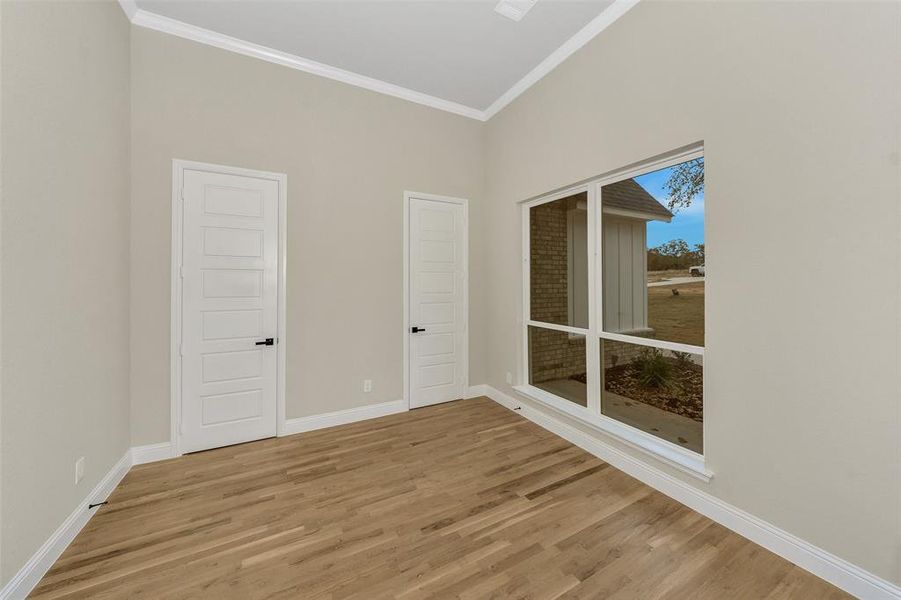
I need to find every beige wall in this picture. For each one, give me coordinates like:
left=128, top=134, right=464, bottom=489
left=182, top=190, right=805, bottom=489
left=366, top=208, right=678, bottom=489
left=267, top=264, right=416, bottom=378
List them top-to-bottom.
left=2, top=0, right=899, bottom=590
left=481, top=0, right=901, bottom=584
left=0, top=1, right=131, bottom=584
left=129, top=28, right=485, bottom=445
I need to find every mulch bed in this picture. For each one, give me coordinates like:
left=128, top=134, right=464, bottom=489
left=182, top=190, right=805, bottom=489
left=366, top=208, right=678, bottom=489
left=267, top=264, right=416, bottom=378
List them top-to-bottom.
left=570, top=359, right=703, bottom=422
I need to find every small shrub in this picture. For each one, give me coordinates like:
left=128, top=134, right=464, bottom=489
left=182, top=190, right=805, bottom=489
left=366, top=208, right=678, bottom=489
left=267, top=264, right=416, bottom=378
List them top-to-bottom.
left=632, top=348, right=673, bottom=388
left=672, top=351, right=692, bottom=367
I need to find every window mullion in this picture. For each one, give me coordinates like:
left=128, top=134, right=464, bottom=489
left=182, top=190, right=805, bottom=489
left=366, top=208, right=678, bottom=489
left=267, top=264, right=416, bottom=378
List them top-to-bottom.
left=586, top=185, right=600, bottom=413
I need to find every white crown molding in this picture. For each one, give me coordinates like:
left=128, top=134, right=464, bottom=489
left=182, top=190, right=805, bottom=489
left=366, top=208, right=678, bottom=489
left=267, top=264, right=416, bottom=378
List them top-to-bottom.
left=116, top=0, right=639, bottom=122
left=117, top=0, right=138, bottom=21
left=483, top=0, right=639, bottom=119
left=121, top=5, right=484, bottom=121
left=478, top=384, right=901, bottom=600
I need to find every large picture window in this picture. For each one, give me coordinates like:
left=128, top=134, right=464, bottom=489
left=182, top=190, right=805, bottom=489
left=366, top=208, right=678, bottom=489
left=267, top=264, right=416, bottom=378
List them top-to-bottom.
left=520, top=147, right=707, bottom=478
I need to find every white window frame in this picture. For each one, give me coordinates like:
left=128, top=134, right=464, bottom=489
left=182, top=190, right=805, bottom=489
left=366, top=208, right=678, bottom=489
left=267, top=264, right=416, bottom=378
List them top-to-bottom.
left=517, top=144, right=711, bottom=481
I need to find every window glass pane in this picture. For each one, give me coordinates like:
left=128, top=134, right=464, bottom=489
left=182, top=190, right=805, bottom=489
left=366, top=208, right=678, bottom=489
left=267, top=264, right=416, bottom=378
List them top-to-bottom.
left=601, top=158, right=704, bottom=346
left=530, top=192, right=588, bottom=328
left=528, top=326, right=586, bottom=407
left=600, top=339, right=702, bottom=453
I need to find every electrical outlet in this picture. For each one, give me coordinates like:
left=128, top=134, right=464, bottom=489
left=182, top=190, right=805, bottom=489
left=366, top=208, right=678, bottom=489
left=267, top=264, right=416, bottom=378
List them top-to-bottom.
left=505, top=371, right=513, bottom=385
left=363, top=379, right=372, bottom=393
left=75, top=457, right=85, bottom=485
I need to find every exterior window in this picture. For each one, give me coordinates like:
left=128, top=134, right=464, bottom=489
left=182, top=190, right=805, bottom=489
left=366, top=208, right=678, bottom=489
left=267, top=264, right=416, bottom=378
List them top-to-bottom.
left=521, top=149, right=707, bottom=476
left=599, top=158, right=705, bottom=453
left=526, top=192, right=590, bottom=408
left=529, top=192, right=587, bottom=328
left=528, top=326, right=586, bottom=406
left=600, top=340, right=703, bottom=454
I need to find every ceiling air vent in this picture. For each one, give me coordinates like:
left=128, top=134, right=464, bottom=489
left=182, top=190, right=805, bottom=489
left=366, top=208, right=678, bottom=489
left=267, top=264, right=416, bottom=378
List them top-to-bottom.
left=495, top=0, right=537, bottom=22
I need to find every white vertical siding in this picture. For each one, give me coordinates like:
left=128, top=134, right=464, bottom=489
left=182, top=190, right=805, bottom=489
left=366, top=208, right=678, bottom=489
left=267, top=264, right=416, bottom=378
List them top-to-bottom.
left=603, top=216, right=648, bottom=333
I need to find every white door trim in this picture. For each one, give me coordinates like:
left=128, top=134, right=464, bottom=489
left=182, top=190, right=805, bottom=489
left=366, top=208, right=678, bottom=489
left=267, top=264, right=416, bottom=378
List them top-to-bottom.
left=171, top=159, right=287, bottom=457
left=403, top=191, right=469, bottom=410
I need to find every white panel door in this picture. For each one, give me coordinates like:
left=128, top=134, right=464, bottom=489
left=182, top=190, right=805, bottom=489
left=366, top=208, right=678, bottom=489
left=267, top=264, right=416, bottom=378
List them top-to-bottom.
left=181, top=169, right=279, bottom=453
left=409, top=197, right=466, bottom=408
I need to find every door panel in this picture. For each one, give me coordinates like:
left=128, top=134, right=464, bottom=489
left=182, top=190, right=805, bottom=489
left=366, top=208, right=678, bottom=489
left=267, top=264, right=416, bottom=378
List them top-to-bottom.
left=181, top=169, right=279, bottom=453
left=409, top=198, right=466, bottom=408
left=202, top=227, right=264, bottom=257
left=202, top=310, right=263, bottom=340
left=201, top=390, right=262, bottom=425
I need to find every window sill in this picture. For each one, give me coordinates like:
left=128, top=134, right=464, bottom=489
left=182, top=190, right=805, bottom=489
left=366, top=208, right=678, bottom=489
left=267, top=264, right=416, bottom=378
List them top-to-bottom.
left=513, top=384, right=712, bottom=482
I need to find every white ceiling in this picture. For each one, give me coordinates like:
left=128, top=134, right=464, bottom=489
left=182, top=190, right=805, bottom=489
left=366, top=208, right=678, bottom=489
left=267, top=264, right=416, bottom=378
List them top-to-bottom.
left=132, top=0, right=619, bottom=115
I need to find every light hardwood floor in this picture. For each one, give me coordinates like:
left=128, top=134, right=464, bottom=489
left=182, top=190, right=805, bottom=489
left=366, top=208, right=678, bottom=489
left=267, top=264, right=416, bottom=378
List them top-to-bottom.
left=31, top=398, right=849, bottom=599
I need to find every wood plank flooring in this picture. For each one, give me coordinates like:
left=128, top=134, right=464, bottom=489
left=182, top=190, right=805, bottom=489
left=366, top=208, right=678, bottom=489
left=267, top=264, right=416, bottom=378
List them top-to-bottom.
left=31, top=398, right=849, bottom=599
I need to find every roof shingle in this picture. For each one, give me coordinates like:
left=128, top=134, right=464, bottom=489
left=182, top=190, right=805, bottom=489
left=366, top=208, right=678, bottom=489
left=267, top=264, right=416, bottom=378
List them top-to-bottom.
left=602, top=179, right=672, bottom=220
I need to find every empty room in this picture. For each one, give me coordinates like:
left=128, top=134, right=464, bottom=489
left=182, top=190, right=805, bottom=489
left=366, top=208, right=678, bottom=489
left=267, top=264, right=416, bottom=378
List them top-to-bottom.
left=1, top=0, right=899, bottom=598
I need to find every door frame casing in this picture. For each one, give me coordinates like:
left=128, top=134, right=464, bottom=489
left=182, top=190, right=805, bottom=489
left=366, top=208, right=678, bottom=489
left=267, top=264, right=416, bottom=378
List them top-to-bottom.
left=170, top=159, right=288, bottom=457
left=403, top=191, right=470, bottom=410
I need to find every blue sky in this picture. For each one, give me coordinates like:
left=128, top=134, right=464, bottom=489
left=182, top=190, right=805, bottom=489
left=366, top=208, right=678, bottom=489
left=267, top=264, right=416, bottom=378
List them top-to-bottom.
left=634, top=164, right=704, bottom=249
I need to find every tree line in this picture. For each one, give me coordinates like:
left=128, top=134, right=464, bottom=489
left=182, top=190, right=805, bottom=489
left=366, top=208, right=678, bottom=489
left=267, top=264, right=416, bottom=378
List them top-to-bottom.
left=648, top=240, right=704, bottom=271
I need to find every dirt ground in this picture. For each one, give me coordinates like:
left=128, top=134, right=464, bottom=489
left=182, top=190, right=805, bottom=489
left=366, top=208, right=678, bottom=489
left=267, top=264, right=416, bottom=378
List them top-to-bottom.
left=647, top=281, right=704, bottom=347
left=604, top=358, right=703, bottom=422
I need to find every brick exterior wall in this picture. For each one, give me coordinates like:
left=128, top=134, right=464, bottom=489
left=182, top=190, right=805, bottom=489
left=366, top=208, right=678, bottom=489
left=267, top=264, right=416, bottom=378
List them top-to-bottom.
left=529, top=194, right=586, bottom=384
left=601, top=331, right=655, bottom=370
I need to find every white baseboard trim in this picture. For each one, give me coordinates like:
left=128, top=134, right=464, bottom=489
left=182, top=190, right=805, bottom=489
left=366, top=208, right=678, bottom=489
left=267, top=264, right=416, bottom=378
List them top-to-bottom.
left=465, top=384, right=491, bottom=399
left=481, top=384, right=900, bottom=600
left=7, top=391, right=896, bottom=600
left=1, top=399, right=411, bottom=599
left=282, top=399, right=408, bottom=436
left=130, top=442, right=177, bottom=466
left=0, top=450, right=132, bottom=600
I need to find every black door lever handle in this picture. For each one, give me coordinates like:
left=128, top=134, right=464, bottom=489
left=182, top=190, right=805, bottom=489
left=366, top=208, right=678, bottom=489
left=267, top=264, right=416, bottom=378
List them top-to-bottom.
left=411, top=327, right=426, bottom=333
left=255, top=338, right=275, bottom=346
